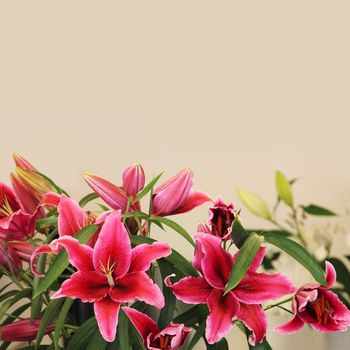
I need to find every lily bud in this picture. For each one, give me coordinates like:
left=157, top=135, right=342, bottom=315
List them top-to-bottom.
left=13, top=153, right=37, bottom=171
left=122, top=163, right=145, bottom=197
left=152, top=168, right=211, bottom=216
left=0, top=318, right=54, bottom=342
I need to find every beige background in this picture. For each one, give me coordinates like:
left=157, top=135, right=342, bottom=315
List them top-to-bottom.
left=1, top=1, right=349, bottom=349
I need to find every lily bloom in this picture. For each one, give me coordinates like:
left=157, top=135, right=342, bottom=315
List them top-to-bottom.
left=122, top=162, right=145, bottom=197
left=152, top=169, right=211, bottom=216
left=0, top=183, right=36, bottom=240
left=198, top=197, right=235, bottom=240
left=31, top=210, right=171, bottom=342
left=166, top=233, right=295, bottom=344
left=275, top=261, right=350, bottom=334
left=123, top=307, right=191, bottom=350
left=0, top=318, right=54, bottom=342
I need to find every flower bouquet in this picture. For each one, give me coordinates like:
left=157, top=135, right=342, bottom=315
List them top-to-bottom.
left=1, top=155, right=350, bottom=349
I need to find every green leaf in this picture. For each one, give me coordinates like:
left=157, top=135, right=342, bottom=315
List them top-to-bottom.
left=35, top=170, right=69, bottom=196
left=275, top=171, right=294, bottom=207
left=131, top=172, right=163, bottom=204
left=237, top=189, right=271, bottom=220
left=79, top=192, right=99, bottom=207
left=302, top=204, right=336, bottom=216
left=35, top=216, right=58, bottom=229
left=150, top=216, right=195, bottom=247
left=231, top=216, right=250, bottom=248
left=34, top=224, right=98, bottom=298
left=263, top=232, right=327, bottom=285
left=225, top=233, right=263, bottom=292
left=31, top=253, right=46, bottom=319
left=157, top=259, right=177, bottom=329
left=0, top=288, right=31, bottom=320
left=0, top=290, right=18, bottom=303
left=54, top=298, right=74, bottom=350
left=35, top=299, right=63, bottom=349
left=1, top=302, right=31, bottom=326
left=117, top=310, right=130, bottom=350
left=67, top=317, right=98, bottom=350
left=188, top=320, right=205, bottom=350
left=86, top=329, right=108, bottom=350
left=206, top=337, right=229, bottom=349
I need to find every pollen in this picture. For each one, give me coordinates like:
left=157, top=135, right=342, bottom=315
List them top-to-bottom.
left=99, top=256, right=116, bottom=287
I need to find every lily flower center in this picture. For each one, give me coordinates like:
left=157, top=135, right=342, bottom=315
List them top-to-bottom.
left=0, top=196, right=14, bottom=217
left=211, top=208, right=235, bottom=237
left=99, top=256, right=116, bottom=287
left=308, top=293, right=332, bottom=325
left=151, top=334, right=174, bottom=350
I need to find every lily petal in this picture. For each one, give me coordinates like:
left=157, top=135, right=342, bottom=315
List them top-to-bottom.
left=122, top=163, right=145, bottom=197
left=83, top=173, right=127, bottom=211
left=172, top=191, right=212, bottom=215
left=93, top=210, right=131, bottom=280
left=193, top=233, right=233, bottom=289
left=30, top=236, right=94, bottom=277
left=129, top=242, right=171, bottom=273
left=325, top=261, right=336, bottom=288
left=52, top=271, right=108, bottom=302
left=110, top=271, right=164, bottom=309
left=232, top=272, right=296, bottom=304
left=165, top=275, right=212, bottom=304
left=206, top=289, right=240, bottom=344
left=94, top=298, right=121, bottom=342
left=236, top=303, right=267, bottom=345
left=122, top=307, right=158, bottom=343
left=274, top=315, right=304, bottom=334
left=158, top=323, right=192, bottom=350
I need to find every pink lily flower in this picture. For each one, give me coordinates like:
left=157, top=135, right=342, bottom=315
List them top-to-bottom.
left=122, top=162, right=145, bottom=197
left=152, top=169, right=211, bottom=216
left=0, top=183, right=36, bottom=240
left=197, top=197, right=236, bottom=241
left=31, top=210, right=171, bottom=342
left=165, top=233, right=295, bottom=344
left=275, top=261, right=350, bottom=334
left=123, top=307, right=191, bottom=350
left=0, top=318, right=54, bottom=342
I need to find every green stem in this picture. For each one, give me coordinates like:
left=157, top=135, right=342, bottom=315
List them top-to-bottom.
left=264, top=296, right=293, bottom=312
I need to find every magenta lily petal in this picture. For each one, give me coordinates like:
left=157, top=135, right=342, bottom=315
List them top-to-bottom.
left=13, top=153, right=37, bottom=171
left=122, top=163, right=145, bottom=197
left=152, top=169, right=193, bottom=216
left=83, top=173, right=128, bottom=211
left=172, top=191, right=212, bottom=215
left=40, top=192, right=61, bottom=206
left=57, top=195, right=88, bottom=237
left=0, top=210, right=36, bottom=240
left=93, top=210, right=131, bottom=280
left=194, top=233, right=233, bottom=289
left=31, top=236, right=94, bottom=276
left=0, top=239, right=22, bottom=274
left=129, top=242, right=171, bottom=273
left=232, top=247, right=267, bottom=273
left=325, top=261, right=336, bottom=288
left=52, top=271, right=109, bottom=302
left=110, top=271, right=164, bottom=308
left=232, top=272, right=296, bottom=304
left=165, top=275, right=212, bottom=304
left=322, top=288, right=350, bottom=324
left=206, top=289, right=240, bottom=344
left=94, top=298, right=121, bottom=342
left=237, top=303, right=267, bottom=345
left=122, top=307, right=159, bottom=343
left=274, top=314, right=304, bottom=334
left=155, top=323, right=192, bottom=350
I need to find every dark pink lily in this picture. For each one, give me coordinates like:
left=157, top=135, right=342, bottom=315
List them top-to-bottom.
left=122, top=162, right=145, bottom=197
left=152, top=168, right=211, bottom=216
left=0, top=183, right=37, bottom=240
left=198, top=197, right=236, bottom=241
left=31, top=210, right=171, bottom=342
left=166, top=233, right=295, bottom=344
left=275, top=261, right=350, bottom=334
left=123, top=307, right=191, bottom=349
left=0, top=318, right=55, bottom=342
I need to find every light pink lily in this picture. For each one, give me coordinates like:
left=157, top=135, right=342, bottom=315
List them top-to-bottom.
left=152, top=169, right=211, bottom=216
left=0, top=183, right=37, bottom=240
left=198, top=197, right=236, bottom=241
left=31, top=210, right=171, bottom=342
left=166, top=233, right=295, bottom=344
left=275, top=261, right=350, bottom=334
left=123, top=307, right=191, bottom=350
left=0, top=318, right=55, bottom=342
